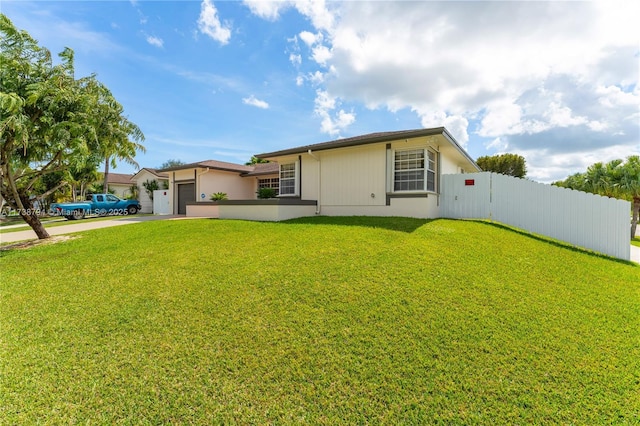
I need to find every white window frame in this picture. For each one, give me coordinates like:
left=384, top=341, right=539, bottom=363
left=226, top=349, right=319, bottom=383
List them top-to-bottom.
left=392, top=148, right=437, bottom=193
left=279, top=162, right=298, bottom=196
left=258, top=177, right=280, bottom=195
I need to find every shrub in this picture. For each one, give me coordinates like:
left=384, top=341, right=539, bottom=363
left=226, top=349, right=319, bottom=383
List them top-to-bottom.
left=257, top=187, right=277, bottom=199
left=210, top=192, right=228, bottom=201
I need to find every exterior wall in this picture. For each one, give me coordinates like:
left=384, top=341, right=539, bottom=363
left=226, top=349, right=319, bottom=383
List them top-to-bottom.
left=318, top=144, right=386, bottom=207
left=439, top=152, right=462, bottom=175
left=197, top=169, right=254, bottom=201
left=133, top=170, right=169, bottom=213
left=441, top=172, right=631, bottom=261
left=109, top=183, right=131, bottom=199
left=321, top=196, right=438, bottom=218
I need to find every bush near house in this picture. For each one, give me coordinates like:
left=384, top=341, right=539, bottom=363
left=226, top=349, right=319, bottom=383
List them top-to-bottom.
left=1, top=217, right=638, bottom=423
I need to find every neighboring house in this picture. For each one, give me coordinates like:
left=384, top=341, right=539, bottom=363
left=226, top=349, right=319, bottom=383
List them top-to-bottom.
left=166, top=127, right=479, bottom=220
left=131, top=168, right=169, bottom=213
left=106, top=173, right=135, bottom=199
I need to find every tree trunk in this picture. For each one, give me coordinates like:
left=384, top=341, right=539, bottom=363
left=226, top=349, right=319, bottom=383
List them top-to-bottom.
left=103, top=156, right=110, bottom=195
left=19, top=194, right=50, bottom=240
left=631, top=197, right=639, bottom=240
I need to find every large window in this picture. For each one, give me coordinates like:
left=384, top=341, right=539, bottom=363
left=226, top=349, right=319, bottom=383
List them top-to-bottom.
left=393, top=149, right=436, bottom=192
left=279, top=163, right=296, bottom=196
left=258, top=177, right=279, bottom=195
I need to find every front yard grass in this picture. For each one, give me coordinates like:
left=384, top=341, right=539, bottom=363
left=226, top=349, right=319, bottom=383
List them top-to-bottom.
left=1, top=217, right=638, bottom=423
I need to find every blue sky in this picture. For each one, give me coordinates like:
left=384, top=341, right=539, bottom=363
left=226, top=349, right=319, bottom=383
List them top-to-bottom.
left=2, top=0, right=639, bottom=182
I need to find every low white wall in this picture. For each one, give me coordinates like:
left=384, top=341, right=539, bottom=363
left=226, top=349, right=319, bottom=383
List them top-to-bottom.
left=186, top=204, right=220, bottom=218
left=218, top=204, right=317, bottom=221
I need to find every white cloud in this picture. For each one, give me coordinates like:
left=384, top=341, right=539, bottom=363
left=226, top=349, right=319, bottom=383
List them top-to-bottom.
left=198, top=0, right=231, bottom=45
left=242, top=0, right=287, bottom=21
left=243, top=0, right=335, bottom=31
left=299, top=30, right=321, bottom=46
left=146, top=35, right=164, bottom=48
left=311, top=45, right=331, bottom=66
left=289, top=53, right=301, bottom=66
left=314, top=90, right=355, bottom=136
left=243, top=95, right=269, bottom=109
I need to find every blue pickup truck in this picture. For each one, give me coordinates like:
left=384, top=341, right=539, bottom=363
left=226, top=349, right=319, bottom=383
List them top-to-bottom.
left=51, top=194, right=141, bottom=220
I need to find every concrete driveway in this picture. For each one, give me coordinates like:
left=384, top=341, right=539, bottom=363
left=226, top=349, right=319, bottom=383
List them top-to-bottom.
left=0, top=215, right=183, bottom=244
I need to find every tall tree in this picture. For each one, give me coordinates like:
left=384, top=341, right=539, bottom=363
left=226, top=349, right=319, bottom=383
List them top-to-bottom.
left=0, top=15, right=145, bottom=239
left=92, top=82, right=144, bottom=195
left=476, top=153, right=527, bottom=178
left=245, top=155, right=269, bottom=165
left=617, top=156, right=640, bottom=238
left=159, top=159, right=185, bottom=169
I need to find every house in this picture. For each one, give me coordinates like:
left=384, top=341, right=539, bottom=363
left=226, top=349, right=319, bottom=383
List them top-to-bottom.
left=170, top=127, right=480, bottom=220
left=131, top=168, right=169, bottom=213
left=106, top=173, right=135, bottom=199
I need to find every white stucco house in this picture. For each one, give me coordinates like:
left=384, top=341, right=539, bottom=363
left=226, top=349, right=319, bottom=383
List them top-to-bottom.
left=165, top=128, right=480, bottom=220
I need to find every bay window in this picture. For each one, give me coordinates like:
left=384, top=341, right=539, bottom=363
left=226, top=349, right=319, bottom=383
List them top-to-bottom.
left=393, top=148, right=437, bottom=192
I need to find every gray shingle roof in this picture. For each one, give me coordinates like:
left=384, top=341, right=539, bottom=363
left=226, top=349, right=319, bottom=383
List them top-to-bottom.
left=255, top=128, right=450, bottom=158
left=159, top=160, right=254, bottom=173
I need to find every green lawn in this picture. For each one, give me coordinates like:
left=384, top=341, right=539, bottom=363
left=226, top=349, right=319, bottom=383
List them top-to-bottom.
left=1, top=217, right=638, bottom=423
left=632, top=236, right=640, bottom=247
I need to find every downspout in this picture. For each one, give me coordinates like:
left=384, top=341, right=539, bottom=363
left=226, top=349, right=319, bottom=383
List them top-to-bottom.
left=308, top=149, right=321, bottom=214
left=197, top=167, right=211, bottom=201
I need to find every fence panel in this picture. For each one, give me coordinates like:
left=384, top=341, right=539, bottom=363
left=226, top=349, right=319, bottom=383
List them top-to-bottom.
left=440, top=172, right=631, bottom=261
left=440, top=173, right=491, bottom=219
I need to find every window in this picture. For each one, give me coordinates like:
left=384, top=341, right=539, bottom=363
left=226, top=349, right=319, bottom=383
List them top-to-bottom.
left=393, top=149, right=437, bottom=192
left=427, top=150, right=436, bottom=192
left=279, top=163, right=296, bottom=195
left=258, top=178, right=280, bottom=195
left=106, top=195, right=119, bottom=202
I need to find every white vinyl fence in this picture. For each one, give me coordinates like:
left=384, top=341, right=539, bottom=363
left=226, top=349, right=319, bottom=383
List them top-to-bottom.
left=441, top=172, right=631, bottom=261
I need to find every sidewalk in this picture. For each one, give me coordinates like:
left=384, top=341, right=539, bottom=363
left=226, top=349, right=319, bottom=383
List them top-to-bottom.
left=0, top=215, right=182, bottom=244
left=631, top=245, right=640, bottom=264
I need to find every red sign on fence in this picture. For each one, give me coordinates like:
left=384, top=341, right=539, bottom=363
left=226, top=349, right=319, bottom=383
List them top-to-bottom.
left=465, top=179, right=475, bottom=186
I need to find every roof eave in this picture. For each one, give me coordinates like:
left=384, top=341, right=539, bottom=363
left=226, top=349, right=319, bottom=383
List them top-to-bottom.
left=255, top=127, right=448, bottom=159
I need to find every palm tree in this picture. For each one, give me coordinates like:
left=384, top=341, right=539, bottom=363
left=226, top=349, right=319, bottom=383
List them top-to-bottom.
left=85, top=81, right=145, bottom=195
left=617, top=156, right=640, bottom=238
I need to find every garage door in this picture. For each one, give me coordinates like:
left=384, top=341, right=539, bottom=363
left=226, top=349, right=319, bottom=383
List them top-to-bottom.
left=177, top=183, right=195, bottom=215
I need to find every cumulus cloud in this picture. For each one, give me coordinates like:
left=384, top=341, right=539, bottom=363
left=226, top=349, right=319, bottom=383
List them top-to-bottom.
left=198, top=0, right=231, bottom=45
left=248, top=1, right=639, bottom=181
left=146, top=35, right=163, bottom=48
left=314, top=90, right=355, bottom=136
left=243, top=95, right=269, bottom=109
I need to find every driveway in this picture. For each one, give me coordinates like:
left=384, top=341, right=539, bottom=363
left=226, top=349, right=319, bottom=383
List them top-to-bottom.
left=0, top=215, right=184, bottom=244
